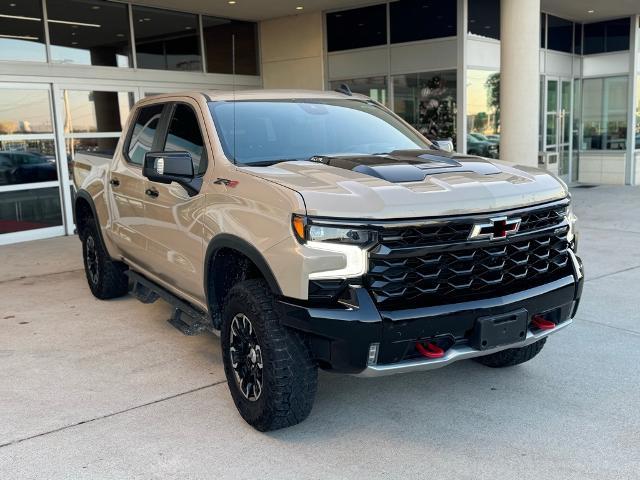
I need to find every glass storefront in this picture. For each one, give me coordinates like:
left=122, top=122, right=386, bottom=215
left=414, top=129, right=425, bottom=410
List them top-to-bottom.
left=0, top=0, right=47, bottom=63
left=0, top=0, right=259, bottom=73
left=47, top=0, right=132, bottom=67
left=132, top=6, right=201, bottom=71
left=466, top=70, right=500, bottom=157
left=393, top=71, right=457, bottom=146
left=329, top=77, right=388, bottom=106
left=581, top=77, right=628, bottom=150
left=0, top=85, right=64, bottom=239
left=62, top=89, right=135, bottom=178
left=0, top=187, right=63, bottom=234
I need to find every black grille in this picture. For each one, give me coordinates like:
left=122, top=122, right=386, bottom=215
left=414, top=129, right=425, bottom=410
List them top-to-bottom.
left=366, top=203, right=571, bottom=308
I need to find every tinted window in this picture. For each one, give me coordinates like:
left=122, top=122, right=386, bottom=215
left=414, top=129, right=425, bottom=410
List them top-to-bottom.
left=0, top=0, right=46, bottom=62
left=47, top=0, right=131, bottom=67
left=391, top=0, right=456, bottom=43
left=468, top=0, right=499, bottom=40
left=326, top=4, right=387, bottom=52
left=132, top=6, right=201, bottom=71
left=541, top=13, right=546, bottom=48
left=547, top=15, right=573, bottom=53
left=203, top=17, right=258, bottom=75
left=605, top=17, right=630, bottom=52
left=584, top=18, right=630, bottom=54
left=0, top=89, right=53, bottom=134
left=209, top=100, right=431, bottom=165
left=128, top=104, right=164, bottom=165
left=164, top=105, right=206, bottom=174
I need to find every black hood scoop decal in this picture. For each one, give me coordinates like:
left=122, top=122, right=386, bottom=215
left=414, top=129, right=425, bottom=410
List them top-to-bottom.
left=309, top=149, right=500, bottom=183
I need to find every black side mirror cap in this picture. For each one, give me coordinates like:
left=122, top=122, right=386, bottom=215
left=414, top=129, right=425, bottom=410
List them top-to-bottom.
left=143, top=151, right=202, bottom=196
left=143, top=151, right=194, bottom=184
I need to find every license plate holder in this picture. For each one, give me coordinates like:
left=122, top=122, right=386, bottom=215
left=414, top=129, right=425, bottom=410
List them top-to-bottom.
left=470, top=309, right=528, bottom=351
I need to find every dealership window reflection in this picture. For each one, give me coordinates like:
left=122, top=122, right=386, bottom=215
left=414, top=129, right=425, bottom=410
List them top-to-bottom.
left=0, top=0, right=47, bottom=62
left=46, top=0, right=131, bottom=67
left=133, top=6, right=201, bottom=71
left=466, top=70, right=500, bottom=157
left=393, top=71, right=457, bottom=148
left=581, top=77, right=628, bottom=150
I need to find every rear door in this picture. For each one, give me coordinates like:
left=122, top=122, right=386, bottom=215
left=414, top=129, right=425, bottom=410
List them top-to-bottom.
left=140, top=100, right=208, bottom=303
left=109, top=103, right=166, bottom=263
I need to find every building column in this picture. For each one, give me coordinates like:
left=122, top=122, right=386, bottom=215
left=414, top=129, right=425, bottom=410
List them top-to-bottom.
left=499, top=0, right=540, bottom=166
left=259, top=12, right=325, bottom=90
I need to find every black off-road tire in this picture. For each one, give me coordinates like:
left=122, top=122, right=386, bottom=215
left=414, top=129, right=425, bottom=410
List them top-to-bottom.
left=81, top=217, right=129, bottom=300
left=221, top=279, right=318, bottom=431
left=473, top=338, right=547, bottom=368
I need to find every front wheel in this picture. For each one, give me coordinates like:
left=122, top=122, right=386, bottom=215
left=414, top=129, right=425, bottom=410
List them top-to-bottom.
left=221, top=279, right=317, bottom=431
left=473, top=338, right=547, bottom=368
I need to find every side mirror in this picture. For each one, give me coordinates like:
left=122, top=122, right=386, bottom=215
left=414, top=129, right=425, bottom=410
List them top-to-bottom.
left=433, top=139, right=454, bottom=153
left=143, top=151, right=194, bottom=185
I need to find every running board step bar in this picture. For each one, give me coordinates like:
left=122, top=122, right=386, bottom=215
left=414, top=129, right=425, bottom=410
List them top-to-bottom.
left=126, top=271, right=216, bottom=336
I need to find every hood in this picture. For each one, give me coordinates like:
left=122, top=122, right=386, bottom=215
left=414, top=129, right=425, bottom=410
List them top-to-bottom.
left=240, top=150, right=568, bottom=219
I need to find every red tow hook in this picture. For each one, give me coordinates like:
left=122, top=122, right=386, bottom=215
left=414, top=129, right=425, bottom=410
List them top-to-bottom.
left=531, top=315, right=556, bottom=330
left=416, top=342, right=445, bottom=359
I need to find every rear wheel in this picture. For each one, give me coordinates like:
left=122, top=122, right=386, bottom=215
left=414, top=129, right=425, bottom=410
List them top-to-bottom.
left=81, top=217, right=129, bottom=299
left=221, top=279, right=317, bottom=431
left=473, top=338, right=547, bottom=368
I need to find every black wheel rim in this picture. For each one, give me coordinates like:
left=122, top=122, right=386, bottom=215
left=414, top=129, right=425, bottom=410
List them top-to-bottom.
left=85, top=235, right=99, bottom=285
left=229, top=313, right=263, bottom=402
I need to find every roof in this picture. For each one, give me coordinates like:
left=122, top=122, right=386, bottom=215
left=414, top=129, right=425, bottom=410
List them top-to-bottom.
left=138, top=89, right=370, bottom=104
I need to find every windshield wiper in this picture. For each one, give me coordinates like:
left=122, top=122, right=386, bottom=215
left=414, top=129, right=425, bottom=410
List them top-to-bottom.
left=240, top=158, right=302, bottom=167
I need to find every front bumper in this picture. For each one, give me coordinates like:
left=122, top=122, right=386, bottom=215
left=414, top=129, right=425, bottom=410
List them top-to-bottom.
left=278, top=251, right=583, bottom=376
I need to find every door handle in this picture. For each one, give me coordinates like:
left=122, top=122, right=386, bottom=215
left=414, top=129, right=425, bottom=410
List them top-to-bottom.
left=109, top=178, right=120, bottom=187
left=145, top=188, right=159, bottom=198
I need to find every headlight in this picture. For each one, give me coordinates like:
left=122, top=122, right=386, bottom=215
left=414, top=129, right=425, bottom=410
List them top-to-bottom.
left=292, top=215, right=377, bottom=246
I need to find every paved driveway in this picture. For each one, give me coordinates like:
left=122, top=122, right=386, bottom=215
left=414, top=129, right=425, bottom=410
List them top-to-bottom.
left=1, top=186, right=639, bottom=479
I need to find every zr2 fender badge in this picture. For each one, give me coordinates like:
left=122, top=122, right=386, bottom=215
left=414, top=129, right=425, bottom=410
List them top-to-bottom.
left=214, top=178, right=239, bottom=188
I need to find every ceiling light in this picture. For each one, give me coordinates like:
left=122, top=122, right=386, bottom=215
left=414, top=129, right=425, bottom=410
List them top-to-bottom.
left=228, top=1, right=236, bottom=4
left=9, top=3, right=16, bottom=6
left=91, top=5, right=100, bottom=10
left=296, top=6, right=303, bottom=10
left=587, top=9, right=594, bottom=13
left=0, top=13, right=41, bottom=22
left=49, top=19, right=101, bottom=28
left=0, top=33, right=38, bottom=40
left=116, top=33, right=125, bottom=37
left=71, top=41, right=78, bottom=45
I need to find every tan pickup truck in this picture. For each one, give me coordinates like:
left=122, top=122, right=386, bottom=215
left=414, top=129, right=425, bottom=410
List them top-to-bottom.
left=73, top=89, right=583, bottom=431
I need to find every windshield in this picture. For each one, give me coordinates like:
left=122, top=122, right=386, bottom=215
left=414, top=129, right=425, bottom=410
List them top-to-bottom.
left=208, top=99, right=432, bottom=165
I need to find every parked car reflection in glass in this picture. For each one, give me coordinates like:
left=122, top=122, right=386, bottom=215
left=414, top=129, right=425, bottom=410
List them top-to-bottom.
left=467, top=134, right=499, bottom=158
left=0, top=151, right=57, bottom=185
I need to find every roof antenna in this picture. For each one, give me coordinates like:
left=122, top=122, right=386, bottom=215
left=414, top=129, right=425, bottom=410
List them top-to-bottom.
left=232, top=33, right=237, bottom=165
left=334, top=83, right=352, bottom=96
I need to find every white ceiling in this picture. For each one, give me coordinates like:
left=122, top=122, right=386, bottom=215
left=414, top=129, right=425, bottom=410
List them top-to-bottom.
left=132, top=0, right=640, bottom=22
left=540, top=0, right=640, bottom=22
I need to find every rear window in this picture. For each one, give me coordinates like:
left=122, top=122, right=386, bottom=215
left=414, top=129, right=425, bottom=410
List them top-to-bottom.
left=127, top=104, right=164, bottom=165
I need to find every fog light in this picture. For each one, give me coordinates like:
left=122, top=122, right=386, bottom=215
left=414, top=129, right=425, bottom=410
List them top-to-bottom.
left=367, top=343, right=379, bottom=366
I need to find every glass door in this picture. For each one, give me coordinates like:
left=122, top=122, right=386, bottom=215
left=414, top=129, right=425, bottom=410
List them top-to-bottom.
left=543, top=76, right=574, bottom=182
left=0, top=83, right=65, bottom=245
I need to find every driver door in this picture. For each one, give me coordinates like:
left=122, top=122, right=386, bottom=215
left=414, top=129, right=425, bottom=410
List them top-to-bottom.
left=140, top=101, right=208, bottom=304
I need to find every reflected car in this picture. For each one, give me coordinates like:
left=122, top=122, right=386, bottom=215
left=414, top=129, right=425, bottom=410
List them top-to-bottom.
left=469, top=132, right=500, bottom=145
left=466, top=135, right=498, bottom=159
left=0, top=151, right=57, bottom=185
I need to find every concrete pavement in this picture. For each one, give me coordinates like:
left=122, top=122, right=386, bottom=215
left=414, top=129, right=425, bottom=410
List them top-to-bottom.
left=1, top=186, right=639, bottom=479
